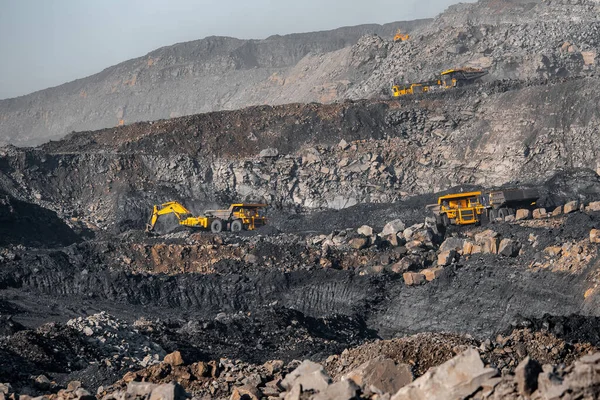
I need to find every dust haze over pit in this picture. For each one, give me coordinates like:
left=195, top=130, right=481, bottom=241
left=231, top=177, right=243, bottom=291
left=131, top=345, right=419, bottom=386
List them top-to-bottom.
left=0, top=0, right=476, bottom=100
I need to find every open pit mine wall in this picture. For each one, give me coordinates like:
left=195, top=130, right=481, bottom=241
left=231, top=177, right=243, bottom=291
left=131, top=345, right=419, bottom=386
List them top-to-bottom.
left=2, top=0, right=599, bottom=147
left=0, top=20, right=429, bottom=146
left=0, top=77, right=599, bottom=231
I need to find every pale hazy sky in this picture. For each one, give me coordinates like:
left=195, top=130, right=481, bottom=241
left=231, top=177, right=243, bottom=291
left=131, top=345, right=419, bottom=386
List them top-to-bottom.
left=0, top=0, right=472, bottom=99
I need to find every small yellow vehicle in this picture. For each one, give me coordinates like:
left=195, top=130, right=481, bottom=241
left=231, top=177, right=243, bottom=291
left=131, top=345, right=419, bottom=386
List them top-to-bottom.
left=394, top=29, right=410, bottom=42
left=433, top=191, right=486, bottom=227
left=146, top=201, right=268, bottom=233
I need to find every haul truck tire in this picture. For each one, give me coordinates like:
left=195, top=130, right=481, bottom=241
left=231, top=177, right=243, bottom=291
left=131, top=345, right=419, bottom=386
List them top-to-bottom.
left=498, top=208, right=508, bottom=221
left=442, top=214, right=450, bottom=227
left=211, top=219, right=223, bottom=233
left=230, top=219, right=243, bottom=232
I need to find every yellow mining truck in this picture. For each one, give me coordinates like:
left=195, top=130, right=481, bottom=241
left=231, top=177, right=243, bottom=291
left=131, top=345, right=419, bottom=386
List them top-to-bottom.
left=392, top=68, right=488, bottom=97
left=428, top=189, right=539, bottom=226
left=430, top=191, right=487, bottom=227
left=146, top=201, right=268, bottom=233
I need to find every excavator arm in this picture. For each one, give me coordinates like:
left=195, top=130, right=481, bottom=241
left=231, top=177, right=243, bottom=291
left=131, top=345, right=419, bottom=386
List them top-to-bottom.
left=146, top=201, right=193, bottom=232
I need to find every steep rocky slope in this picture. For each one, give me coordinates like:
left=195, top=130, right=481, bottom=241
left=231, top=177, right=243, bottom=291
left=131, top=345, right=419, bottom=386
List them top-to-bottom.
left=2, top=0, right=599, bottom=146
left=347, top=0, right=600, bottom=98
left=0, top=20, right=426, bottom=146
left=1, top=76, right=599, bottom=232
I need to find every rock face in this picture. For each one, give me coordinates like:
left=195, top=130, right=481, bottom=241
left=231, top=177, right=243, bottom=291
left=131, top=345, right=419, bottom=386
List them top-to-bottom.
left=2, top=0, right=600, bottom=145
left=0, top=21, right=426, bottom=146
left=3, top=74, right=600, bottom=231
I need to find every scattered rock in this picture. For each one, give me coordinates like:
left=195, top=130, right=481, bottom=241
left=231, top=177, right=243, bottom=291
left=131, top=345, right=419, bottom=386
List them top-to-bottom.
left=259, top=148, right=279, bottom=158
left=563, top=200, right=580, bottom=214
left=533, top=208, right=547, bottom=219
left=515, top=209, right=531, bottom=221
left=382, top=219, right=406, bottom=237
left=357, top=225, right=373, bottom=236
left=591, top=229, right=600, bottom=244
left=349, top=237, right=369, bottom=250
left=498, top=239, right=520, bottom=257
left=437, top=250, right=456, bottom=266
left=403, top=272, right=426, bottom=286
left=391, top=348, right=497, bottom=400
left=164, top=351, right=185, bottom=366
left=344, top=356, right=413, bottom=394
left=515, top=356, right=542, bottom=396
left=281, top=360, right=332, bottom=392
left=312, top=380, right=360, bottom=400
left=230, top=385, right=261, bottom=400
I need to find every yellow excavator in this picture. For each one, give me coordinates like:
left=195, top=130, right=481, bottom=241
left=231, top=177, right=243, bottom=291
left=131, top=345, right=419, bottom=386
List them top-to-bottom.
left=394, top=29, right=410, bottom=42
left=392, top=68, right=488, bottom=97
left=146, top=201, right=268, bottom=233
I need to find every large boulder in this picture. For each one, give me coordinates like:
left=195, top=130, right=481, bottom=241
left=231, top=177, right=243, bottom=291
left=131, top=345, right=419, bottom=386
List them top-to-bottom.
left=259, top=148, right=279, bottom=158
left=564, top=200, right=580, bottom=214
left=586, top=201, right=600, bottom=212
left=551, top=205, right=563, bottom=216
left=533, top=208, right=547, bottom=219
left=515, top=209, right=531, bottom=220
left=382, top=219, right=406, bottom=237
left=403, top=224, right=424, bottom=240
left=357, top=225, right=373, bottom=236
left=474, top=230, right=500, bottom=254
left=349, top=237, right=369, bottom=250
left=439, top=237, right=465, bottom=253
left=498, top=239, right=520, bottom=257
left=462, top=241, right=482, bottom=255
left=438, top=250, right=456, bottom=266
left=422, top=267, right=444, bottom=282
left=403, top=272, right=426, bottom=286
left=391, top=348, right=497, bottom=400
left=164, top=351, right=185, bottom=366
left=537, top=353, right=600, bottom=398
left=344, top=356, right=413, bottom=394
left=515, top=357, right=542, bottom=396
left=281, top=360, right=331, bottom=392
left=312, top=380, right=360, bottom=400
left=124, top=382, right=187, bottom=400
left=149, top=383, right=187, bottom=400
left=231, top=385, right=262, bottom=400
